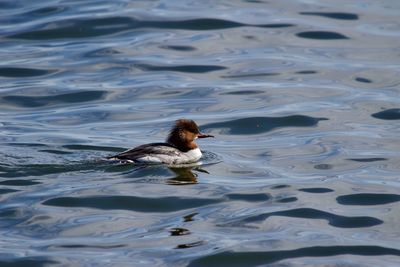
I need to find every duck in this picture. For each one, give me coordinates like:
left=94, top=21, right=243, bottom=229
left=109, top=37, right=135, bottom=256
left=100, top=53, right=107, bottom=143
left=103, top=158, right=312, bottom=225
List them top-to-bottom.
left=108, top=119, right=213, bottom=164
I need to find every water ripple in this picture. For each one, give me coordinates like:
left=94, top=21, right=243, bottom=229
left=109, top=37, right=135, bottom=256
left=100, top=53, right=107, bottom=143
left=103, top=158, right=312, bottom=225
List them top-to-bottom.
left=299, top=12, right=359, bottom=20
left=8, top=17, right=294, bottom=40
left=296, top=31, right=349, bottom=40
left=159, top=45, right=196, bottom=52
left=135, top=63, right=226, bottom=73
left=0, top=67, right=54, bottom=78
left=355, top=77, right=373, bottom=83
left=1, top=90, right=106, bottom=108
left=0, top=91, right=107, bottom=108
left=371, top=109, right=400, bottom=120
left=202, top=116, right=328, bottom=135
left=348, top=158, right=387, bottom=162
left=0, top=179, right=40, bottom=186
left=298, top=188, right=334, bottom=193
left=226, top=193, right=270, bottom=202
left=337, top=193, right=400, bottom=206
left=42, top=195, right=222, bottom=212
left=222, top=208, right=383, bottom=228
left=188, top=246, right=400, bottom=267
left=0, top=257, right=58, bottom=267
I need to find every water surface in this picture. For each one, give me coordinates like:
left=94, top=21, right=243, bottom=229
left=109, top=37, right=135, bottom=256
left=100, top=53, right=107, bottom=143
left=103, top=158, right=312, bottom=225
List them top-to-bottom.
left=1, top=0, right=400, bottom=266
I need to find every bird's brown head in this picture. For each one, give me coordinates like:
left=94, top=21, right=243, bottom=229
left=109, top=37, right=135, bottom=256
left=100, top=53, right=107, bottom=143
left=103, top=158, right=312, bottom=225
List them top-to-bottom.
left=167, top=119, right=213, bottom=151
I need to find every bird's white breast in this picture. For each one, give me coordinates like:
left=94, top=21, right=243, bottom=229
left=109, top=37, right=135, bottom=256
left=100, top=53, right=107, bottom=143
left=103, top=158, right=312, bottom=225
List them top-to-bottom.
left=136, top=148, right=202, bottom=165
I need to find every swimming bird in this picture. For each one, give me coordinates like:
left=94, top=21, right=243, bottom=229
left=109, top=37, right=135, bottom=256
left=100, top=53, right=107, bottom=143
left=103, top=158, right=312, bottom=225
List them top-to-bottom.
left=108, top=119, right=214, bottom=164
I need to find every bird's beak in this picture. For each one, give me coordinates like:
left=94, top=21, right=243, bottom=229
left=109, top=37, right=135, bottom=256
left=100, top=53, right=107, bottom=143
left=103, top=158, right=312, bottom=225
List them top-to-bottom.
left=197, top=133, right=214, bottom=138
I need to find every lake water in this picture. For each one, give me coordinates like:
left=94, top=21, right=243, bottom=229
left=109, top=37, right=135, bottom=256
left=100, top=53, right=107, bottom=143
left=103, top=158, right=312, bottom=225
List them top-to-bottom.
left=1, top=0, right=400, bottom=266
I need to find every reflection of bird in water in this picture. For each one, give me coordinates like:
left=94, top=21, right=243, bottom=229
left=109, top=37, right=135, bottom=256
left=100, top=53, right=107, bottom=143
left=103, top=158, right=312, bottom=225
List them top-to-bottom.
left=167, top=166, right=209, bottom=185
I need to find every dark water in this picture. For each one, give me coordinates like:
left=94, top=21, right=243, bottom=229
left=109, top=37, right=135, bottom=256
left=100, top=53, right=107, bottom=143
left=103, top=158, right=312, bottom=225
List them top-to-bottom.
left=1, top=0, right=400, bottom=266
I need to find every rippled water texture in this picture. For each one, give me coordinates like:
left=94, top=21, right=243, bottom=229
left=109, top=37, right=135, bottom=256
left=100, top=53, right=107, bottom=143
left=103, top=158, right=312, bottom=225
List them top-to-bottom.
left=1, top=0, right=400, bottom=266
